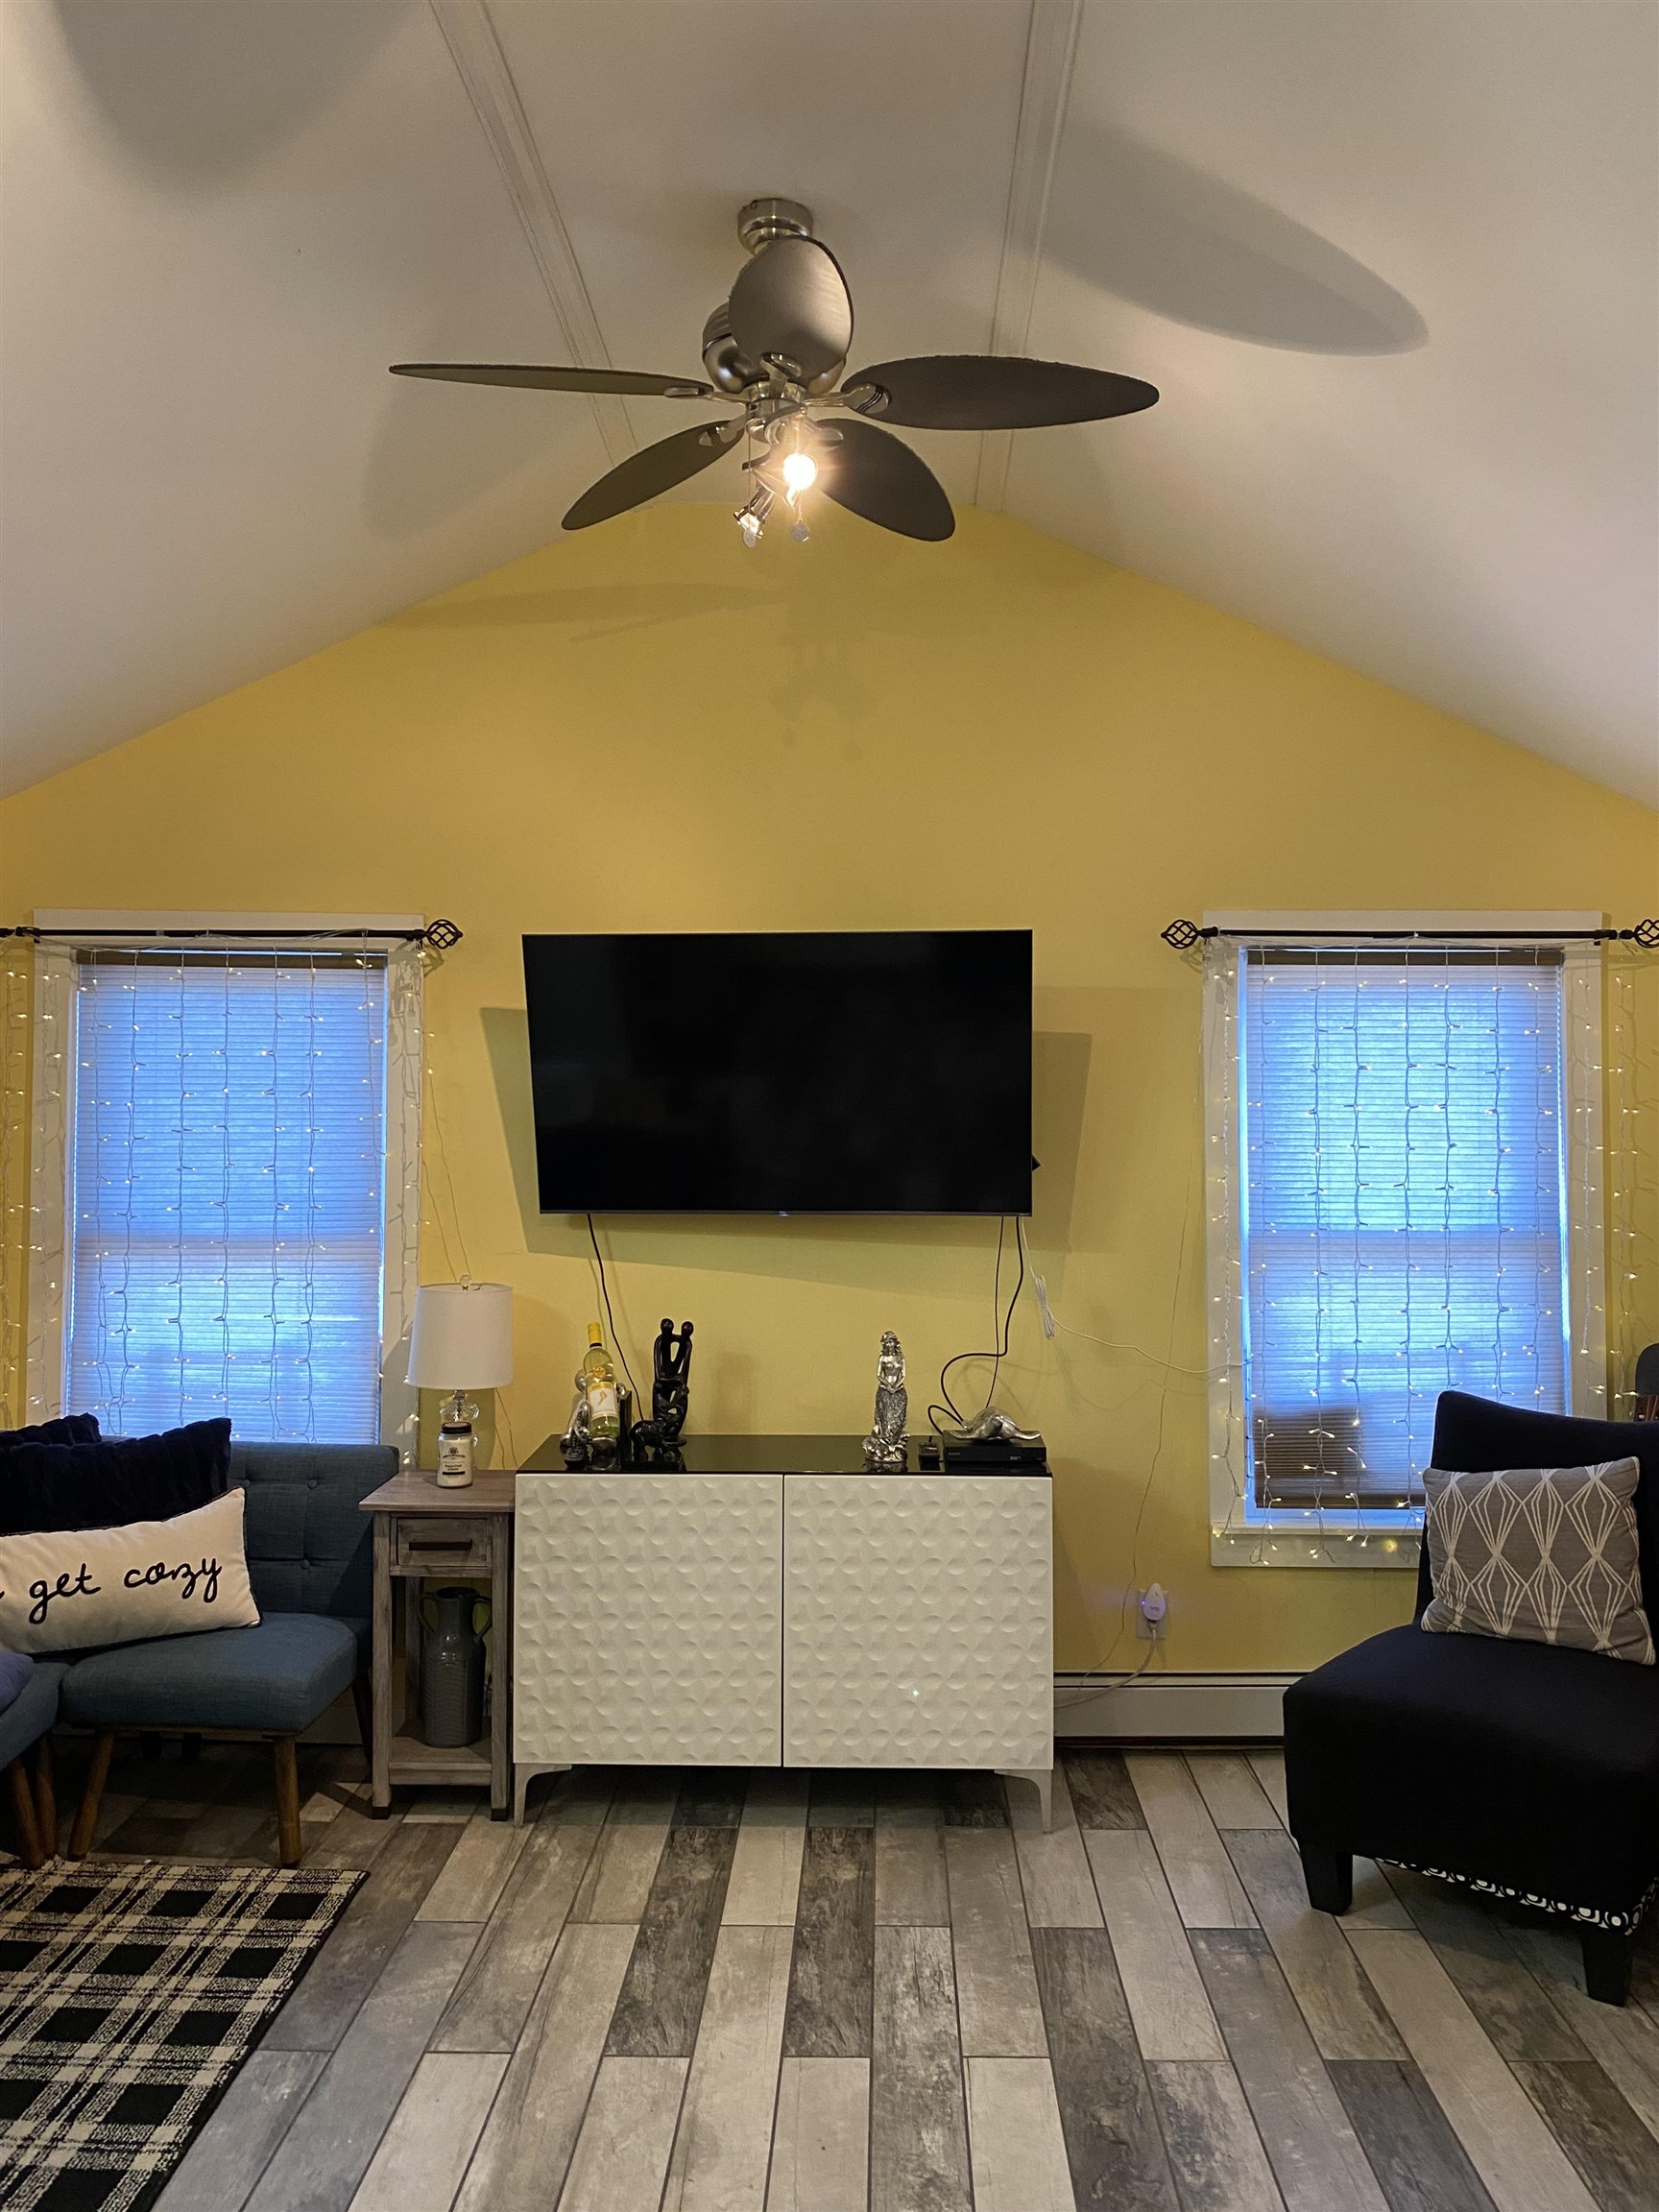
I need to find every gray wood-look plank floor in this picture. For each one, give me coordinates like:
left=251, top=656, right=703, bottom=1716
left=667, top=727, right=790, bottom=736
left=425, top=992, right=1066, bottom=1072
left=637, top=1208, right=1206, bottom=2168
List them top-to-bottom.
left=18, top=1737, right=1657, bottom=2212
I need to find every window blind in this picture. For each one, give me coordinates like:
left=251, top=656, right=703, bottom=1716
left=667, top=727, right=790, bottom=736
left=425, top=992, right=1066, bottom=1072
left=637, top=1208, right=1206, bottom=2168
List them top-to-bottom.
left=1240, top=948, right=1569, bottom=1511
left=64, top=951, right=389, bottom=1442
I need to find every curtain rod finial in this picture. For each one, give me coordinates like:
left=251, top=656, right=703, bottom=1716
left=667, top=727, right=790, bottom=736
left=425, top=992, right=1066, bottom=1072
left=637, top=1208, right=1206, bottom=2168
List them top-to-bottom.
left=1162, top=919, right=1208, bottom=950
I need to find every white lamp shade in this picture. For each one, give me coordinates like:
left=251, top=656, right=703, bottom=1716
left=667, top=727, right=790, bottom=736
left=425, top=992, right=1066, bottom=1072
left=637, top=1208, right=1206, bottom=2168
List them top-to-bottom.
left=407, top=1282, right=515, bottom=1390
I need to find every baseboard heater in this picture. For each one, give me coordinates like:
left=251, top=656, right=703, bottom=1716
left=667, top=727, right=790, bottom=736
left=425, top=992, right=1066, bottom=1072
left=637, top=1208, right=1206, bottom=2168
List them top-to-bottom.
left=1054, top=1670, right=1296, bottom=1742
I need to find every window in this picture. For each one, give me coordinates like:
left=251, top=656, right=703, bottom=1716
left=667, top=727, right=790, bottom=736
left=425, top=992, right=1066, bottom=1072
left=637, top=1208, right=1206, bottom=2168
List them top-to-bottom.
left=1205, top=918, right=1606, bottom=1564
left=26, top=924, right=422, bottom=1452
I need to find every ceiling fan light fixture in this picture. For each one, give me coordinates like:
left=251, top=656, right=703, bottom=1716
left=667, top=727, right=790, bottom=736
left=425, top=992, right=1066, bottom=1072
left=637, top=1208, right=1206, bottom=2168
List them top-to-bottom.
left=735, top=481, right=773, bottom=547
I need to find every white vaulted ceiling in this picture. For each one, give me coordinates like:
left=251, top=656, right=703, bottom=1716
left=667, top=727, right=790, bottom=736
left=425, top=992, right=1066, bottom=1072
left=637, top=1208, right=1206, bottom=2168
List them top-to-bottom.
left=2, top=0, right=1655, bottom=803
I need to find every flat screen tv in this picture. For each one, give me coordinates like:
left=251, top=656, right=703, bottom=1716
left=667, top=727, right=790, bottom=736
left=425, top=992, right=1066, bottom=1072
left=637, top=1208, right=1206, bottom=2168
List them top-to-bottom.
left=522, top=929, right=1031, bottom=1214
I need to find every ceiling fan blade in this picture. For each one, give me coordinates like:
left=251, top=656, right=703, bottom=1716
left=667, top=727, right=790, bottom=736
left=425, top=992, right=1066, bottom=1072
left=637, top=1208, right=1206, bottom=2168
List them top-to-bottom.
left=728, top=236, right=854, bottom=383
left=840, top=354, right=1158, bottom=429
left=391, top=363, right=718, bottom=399
left=818, top=417, right=953, bottom=541
left=563, top=420, right=741, bottom=531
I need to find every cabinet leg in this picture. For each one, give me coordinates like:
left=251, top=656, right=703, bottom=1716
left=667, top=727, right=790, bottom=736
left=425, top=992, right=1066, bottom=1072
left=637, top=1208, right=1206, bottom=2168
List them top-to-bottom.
left=514, top=1762, right=568, bottom=1825
left=999, top=1767, right=1054, bottom=1832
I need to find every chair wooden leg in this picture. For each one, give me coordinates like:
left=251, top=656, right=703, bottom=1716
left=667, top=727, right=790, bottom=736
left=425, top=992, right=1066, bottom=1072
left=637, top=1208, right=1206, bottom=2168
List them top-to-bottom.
left=68, top=1731, right=117, bottom=1861
left=33, top=1733, right=57, bottom=1859
left=180, top=1733, right=202, bottom=1764
left=273, top=1737, right=302, bottom=1868
left=8, top=1756, right=45, bottom=1870
left=1298, top=1839, right=1354, bottom=1915
left=1582, top=1925, right=1635, bottom=2007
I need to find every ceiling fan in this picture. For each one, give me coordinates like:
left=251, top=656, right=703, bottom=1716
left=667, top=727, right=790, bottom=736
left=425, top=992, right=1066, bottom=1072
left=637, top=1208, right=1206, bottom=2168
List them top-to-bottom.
left=392, top=198, right=1159, bottom=547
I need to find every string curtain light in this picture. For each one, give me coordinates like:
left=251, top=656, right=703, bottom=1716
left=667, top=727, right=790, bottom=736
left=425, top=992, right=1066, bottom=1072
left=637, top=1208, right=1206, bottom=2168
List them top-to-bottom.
left=1203, top=931, right=1619, bottom=1559
left=1241, top=944, right=1571, bottom=1518
left=0, top=945, right=32, bottom=1424
left=63, top=947, right=390, bottom=1441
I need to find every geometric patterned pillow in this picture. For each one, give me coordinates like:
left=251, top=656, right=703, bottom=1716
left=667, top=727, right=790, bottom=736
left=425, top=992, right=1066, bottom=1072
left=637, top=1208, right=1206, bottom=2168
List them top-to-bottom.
left=1421, top=1458, right=1654, bottom=1665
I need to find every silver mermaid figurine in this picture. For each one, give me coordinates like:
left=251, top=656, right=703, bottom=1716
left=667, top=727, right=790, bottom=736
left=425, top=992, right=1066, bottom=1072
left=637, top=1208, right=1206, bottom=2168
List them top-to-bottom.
left=862, top=1331, right=907, bottom=1470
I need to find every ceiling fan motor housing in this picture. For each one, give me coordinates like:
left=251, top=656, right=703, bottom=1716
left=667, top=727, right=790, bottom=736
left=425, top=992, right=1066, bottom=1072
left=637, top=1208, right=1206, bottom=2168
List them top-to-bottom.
left=701, top=303, right=763, bottom=394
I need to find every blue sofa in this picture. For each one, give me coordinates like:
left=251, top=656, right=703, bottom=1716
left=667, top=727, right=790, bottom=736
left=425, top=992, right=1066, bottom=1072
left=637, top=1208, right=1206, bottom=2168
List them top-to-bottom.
left=60, top=1440, right=396, bottom=1865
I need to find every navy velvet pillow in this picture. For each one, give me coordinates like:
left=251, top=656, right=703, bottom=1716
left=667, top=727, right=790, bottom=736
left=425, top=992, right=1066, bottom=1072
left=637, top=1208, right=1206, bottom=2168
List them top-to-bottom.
left=0, top=1413, right=101, bottom=1448
left=0, top=1419, right=232, bottom=1537
left=0, top=1648, right=33, bottom=1715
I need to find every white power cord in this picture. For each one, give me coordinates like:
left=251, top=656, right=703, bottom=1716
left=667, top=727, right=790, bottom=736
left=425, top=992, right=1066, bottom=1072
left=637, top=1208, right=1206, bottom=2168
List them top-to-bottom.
left=1033, top=1272, right=1207, bottom=1378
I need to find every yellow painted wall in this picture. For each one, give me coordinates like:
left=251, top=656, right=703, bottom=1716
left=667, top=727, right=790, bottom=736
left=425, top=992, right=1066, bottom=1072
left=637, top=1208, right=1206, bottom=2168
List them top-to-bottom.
left=2, top=505, right=1654, bottom=1671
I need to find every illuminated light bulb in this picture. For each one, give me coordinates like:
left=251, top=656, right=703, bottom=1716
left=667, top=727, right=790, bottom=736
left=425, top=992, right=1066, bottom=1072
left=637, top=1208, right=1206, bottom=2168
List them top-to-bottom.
left=781, top=449, right=817, bottom=494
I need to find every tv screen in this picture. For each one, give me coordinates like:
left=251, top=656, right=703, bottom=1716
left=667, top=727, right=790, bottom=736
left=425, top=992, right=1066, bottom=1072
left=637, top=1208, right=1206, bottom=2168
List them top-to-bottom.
left=522, top=929, right=1032, bottom=1214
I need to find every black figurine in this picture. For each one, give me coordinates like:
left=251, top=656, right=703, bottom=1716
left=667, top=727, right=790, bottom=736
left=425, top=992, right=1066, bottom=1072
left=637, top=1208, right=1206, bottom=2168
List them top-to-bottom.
left=630, top=1318, right=694, bottom=1465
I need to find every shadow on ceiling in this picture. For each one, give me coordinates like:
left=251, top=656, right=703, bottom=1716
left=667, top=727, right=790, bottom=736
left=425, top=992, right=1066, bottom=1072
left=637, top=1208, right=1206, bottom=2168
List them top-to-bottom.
left=53, top=0, right=399, bottom=180
left=1046, top=124, right=1428, bottom=355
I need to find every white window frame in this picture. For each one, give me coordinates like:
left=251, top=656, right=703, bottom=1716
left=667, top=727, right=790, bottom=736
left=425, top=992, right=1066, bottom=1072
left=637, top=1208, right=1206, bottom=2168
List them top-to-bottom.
left=24, top=911, right=424, bottom=1460
left=1205, top=911, right=1608, bottom=1568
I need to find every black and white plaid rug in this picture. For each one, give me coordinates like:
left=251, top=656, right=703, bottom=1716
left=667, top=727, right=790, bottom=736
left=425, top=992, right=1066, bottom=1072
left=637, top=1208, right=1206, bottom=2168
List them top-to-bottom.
left=0, top=1856, right=364, bottom=2212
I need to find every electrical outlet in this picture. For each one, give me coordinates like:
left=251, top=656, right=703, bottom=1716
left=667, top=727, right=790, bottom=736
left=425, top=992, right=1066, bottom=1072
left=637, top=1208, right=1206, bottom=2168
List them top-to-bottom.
left=1137, top=1582, right=1168, bottom=1640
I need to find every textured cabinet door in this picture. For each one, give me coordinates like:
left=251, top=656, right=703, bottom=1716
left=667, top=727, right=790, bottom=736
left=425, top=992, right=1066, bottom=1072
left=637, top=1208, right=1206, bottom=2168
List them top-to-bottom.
left=515, top=1472, right=782, bottom=1766
left=783, top=1474, right=1052, bottom=1768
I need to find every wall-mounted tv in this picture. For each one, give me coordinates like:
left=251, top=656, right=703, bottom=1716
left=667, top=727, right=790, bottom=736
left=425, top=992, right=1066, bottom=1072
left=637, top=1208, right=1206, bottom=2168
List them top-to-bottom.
left=522, top=929, right=1032, bottom=1214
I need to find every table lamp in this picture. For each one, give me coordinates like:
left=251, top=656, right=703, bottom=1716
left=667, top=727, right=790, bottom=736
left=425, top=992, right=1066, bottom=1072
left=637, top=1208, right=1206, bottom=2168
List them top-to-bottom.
left=407, top=1281, right=514, bottom=1487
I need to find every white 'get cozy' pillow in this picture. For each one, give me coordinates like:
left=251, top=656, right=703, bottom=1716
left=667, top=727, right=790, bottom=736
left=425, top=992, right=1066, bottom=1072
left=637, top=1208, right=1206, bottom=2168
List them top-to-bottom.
left=0, top=1488, right=259, bottom=1654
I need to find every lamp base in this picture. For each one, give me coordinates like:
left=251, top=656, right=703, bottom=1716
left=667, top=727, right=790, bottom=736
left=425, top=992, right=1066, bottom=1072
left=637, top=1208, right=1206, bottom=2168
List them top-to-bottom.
left=437, top=1398, right=477, bottom=1487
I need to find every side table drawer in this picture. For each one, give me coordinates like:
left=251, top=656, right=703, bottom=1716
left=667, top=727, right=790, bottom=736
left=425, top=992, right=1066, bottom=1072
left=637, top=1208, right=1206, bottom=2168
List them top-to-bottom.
left=395, top=1517, right=493, bottom=1573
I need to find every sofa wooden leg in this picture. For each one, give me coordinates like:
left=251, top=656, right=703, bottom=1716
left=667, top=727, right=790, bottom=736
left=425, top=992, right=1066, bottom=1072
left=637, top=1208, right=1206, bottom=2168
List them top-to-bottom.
left=68, top=1732, right=116, bottom=1861
left=33, top=1733, right=57, bottom=1859
left=274, top=1738, right=302, bottom=1868
left=8, top=1756, right=45, bottom=1870
left=1298, top=1839, right=1354, bottom=1915
left=1582, top=1925, right=1635, bottom=2008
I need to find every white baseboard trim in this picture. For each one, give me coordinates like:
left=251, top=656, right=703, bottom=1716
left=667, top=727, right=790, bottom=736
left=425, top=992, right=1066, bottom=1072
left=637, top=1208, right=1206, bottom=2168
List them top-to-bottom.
left=1054, top=1670, right=1295, bottom=1741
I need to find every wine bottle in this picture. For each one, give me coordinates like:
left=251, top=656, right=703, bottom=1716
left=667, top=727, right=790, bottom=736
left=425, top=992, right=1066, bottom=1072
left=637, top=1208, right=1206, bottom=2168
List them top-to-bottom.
left=581, top=1322, right=621, bottom=1451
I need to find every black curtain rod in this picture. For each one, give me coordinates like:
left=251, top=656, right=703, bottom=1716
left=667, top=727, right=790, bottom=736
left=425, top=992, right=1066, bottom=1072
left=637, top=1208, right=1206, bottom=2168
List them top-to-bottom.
left=1161, top=918, right=1658, bottom=950
left=1, top=920, right=462, bottom=950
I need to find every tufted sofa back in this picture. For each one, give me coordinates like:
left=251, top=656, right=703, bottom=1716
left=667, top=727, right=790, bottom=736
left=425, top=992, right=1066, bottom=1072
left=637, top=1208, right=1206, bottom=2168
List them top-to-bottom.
left=231, top=1441, right=397, bottom=1623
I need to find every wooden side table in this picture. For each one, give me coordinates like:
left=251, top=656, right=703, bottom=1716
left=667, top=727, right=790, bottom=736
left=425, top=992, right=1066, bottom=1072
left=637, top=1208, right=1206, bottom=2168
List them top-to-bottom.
left=360, top=1469, right=515, bottom=1818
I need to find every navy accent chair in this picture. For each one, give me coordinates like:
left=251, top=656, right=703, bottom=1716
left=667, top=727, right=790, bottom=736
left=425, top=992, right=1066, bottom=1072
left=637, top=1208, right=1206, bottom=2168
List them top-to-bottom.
left=1284, top=1392, right=1659, bottom=2006
left=61, top=1441, right=396, bottom=1865
left=1, top=1662, right=65, bottom=1867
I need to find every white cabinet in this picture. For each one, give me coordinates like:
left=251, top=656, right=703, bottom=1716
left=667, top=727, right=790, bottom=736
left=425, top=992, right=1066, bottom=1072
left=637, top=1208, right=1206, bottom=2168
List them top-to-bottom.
left=513, top=1456, right=1052, bottom=1821
left=514, top=1473, right=782, bottom=1768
